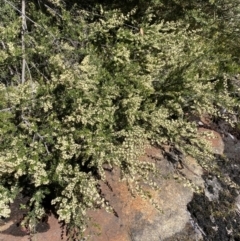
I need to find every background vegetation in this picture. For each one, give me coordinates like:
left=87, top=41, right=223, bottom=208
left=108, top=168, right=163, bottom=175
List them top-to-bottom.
left=0, top=0, right=240, bottom=239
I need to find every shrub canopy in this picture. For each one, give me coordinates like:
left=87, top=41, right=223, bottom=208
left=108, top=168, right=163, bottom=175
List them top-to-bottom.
left=0, top=0, right=240, bottom=238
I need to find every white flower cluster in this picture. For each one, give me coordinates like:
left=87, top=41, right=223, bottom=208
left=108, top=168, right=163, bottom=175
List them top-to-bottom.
left=55, top=135, right=80, bottom=160
left=29, top=161, right=49, bottom=187
left=51, top=169, right=103, bottom=229
left=0, top=186, right=13, bottom=218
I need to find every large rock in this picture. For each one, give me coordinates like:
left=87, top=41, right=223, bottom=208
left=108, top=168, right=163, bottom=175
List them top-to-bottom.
left=85, top=146, right=204, bottom=241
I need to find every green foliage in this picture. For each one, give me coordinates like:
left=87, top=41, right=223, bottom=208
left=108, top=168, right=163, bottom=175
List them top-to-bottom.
left=0, top=0, right=239, bottom=239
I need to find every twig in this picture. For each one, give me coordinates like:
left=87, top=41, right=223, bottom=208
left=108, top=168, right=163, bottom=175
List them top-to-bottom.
left=4, top=0, right=55, bottom=39
left=21, top=0, right=26, bottom=84
left=44, top=3, right=63, bottom=18
left=30, top=62, right=50, bottom=82
left=0, top=108, right=13, bottom=112
left=189, top=215, right=206, bottom=237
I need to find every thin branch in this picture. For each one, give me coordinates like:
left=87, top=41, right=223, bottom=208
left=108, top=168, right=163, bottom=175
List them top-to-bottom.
left=4, top=0, right=55, bottom=38
left=21, top=0, right=26, bottom=84
left=44, top=4, right=63, bottom=19
left=30, top=62, right=50, bottom=82
left=0, top=108, right=13, bottom=112
left=36, top=133, right=51, bottom=156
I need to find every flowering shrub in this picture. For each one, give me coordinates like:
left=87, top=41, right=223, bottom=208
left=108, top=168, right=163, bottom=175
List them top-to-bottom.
left=0, top=0, right=239, bottom=239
